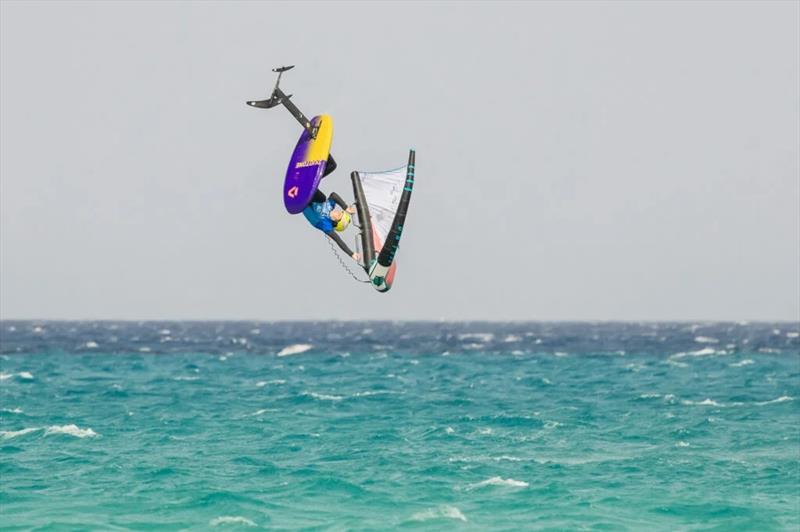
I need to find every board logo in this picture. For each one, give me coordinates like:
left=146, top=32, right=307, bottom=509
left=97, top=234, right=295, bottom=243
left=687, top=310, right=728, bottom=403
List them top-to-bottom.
left=295, top=160, right=321, bottom=169
left=287, top=186, right=299, bottom=198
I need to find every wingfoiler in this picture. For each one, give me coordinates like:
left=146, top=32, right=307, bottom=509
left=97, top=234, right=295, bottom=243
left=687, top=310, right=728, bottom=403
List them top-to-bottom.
left=247, top=66, right=415, bottom=292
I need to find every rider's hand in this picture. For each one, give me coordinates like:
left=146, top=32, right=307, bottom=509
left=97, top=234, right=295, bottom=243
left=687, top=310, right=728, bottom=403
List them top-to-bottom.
left=346, top=205, right=356, bottom=215
left=352, top=252, right=362, bottom=262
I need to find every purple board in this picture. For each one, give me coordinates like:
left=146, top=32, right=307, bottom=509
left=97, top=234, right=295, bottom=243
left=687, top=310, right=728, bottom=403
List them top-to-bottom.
left=283, top=114, right=333, bottom=214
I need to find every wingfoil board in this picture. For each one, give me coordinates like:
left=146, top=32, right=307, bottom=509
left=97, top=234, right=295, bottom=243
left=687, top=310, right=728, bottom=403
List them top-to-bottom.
left=284, top=114, right=333, bottom=214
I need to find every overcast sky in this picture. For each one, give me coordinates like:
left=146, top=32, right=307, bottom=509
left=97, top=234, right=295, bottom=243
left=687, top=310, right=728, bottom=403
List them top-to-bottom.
left=1, top=1, right=798, bottom=321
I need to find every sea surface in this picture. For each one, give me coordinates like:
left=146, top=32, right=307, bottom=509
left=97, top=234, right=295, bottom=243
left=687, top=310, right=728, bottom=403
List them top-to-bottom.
left=1, top=321, right=798, bottom=530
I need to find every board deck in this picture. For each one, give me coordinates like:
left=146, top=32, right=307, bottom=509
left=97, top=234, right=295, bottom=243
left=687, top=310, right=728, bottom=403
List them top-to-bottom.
left=283, top=114, right=333, bottom=214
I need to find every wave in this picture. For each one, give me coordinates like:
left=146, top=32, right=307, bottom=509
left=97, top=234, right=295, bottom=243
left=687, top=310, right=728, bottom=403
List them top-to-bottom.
left=458, top=333, right=494, bottom=343
left=694, top=336, right=719, bottom=344
left=277, top=344, right=312, bottom=357
left=671, top=347, right=726, bottom=358
left=730, top=359, right=754, bottom=367
left=1, top=372, right=34, bottom=381
left=256, top=379, right=286, bottom=387
left=351, top=390, right=396, bottom=398
left=306, top=391, right=344, bottom=401
left=678, top=396, right=793, bottom=408
left=756, top=396, right=793, bottom=406
left=681, top=398, right=724, bottom=407
left=0, top=408, right=23, bottom=414
left=244, top=409, right=273, bottom=417
left=44, top=424, right=98, bottom=438
left=0, top=427, right=40, bottom=440
left=449, top=455, right=523, bottom=463
left=468, top=476, right=529, bottom=490
left=410, top=505, right=467, bottom=523
left=209, top=516, right=257, bottom=527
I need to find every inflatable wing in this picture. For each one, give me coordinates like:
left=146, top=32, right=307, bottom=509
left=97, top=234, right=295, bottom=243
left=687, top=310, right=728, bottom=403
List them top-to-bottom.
left=350, top=150, right=416, bottom=292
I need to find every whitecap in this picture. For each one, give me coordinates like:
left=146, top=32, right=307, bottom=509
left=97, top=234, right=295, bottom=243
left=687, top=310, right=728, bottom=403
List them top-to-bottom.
left=159, top=329, right=171, bottom=336
left=787, top=332, right=799, bottom=338
left=458, top=333, right=494, bottom=343
left=503, top=334, right=521, bottom=342
left=694, top=336, right=719, bottom=344
left=84, top=341, right=98, bottom=349
left=277, top=344, right=312, bottom=357
left=139, top=347, right=152, bottom=353
left=672, top=347, right=723, bottom=358
left=758, top=348, right=782, bottom=354
left=554, top=352, right=568, bottom=357
left=410, top=359, right=420, bottom=365
left=667, top=359, right=688, bottom=368
left=730, top=359, right=754, bottom=367
left=0, top=372, right=12, bottom=381
left=18, top=372, right=33, bottom=380
left=173, top=376, right=200, bottom=381
left=256, top=379, right=286, bottom=387
left=351, top=390, right=394, bottom=398
left=307, top=391, right=343, bottom=401
left=639, top=393, right=661, bottom=399
left=756, top=396, right=794, bottom=406
left=681, top=398, right=723, bottom=407
left=1, top=408, right=23, bottom=414
left=246, top=409, right=272, bottom=417
left=45, top=424, right=97, bottom=438
left=1, top=427, right=40, bottom=439
left=445, top=427, right=455, bottom=434
left=676, top=441, right=690, bottom=447
left=469, top=476, right=529, bottom=489
left=410, top=505, right=467, bottom=523
left=209, top=516, right=257, bottom=527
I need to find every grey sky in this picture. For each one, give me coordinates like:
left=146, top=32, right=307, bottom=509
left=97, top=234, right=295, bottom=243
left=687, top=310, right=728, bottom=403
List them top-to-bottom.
left=1, top=1, right=798, bottom=321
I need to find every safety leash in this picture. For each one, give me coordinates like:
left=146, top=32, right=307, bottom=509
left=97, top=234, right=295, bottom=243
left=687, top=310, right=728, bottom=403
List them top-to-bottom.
left=325, top=236, right=371, bottom=284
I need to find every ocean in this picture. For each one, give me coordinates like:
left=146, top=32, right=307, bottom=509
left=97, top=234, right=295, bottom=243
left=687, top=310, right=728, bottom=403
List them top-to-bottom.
left=1, top=321, right=798, bottom=530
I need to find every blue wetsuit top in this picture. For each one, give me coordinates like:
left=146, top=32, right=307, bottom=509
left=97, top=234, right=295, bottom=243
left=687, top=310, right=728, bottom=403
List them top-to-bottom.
left=302, top=199, right=336, bottom=233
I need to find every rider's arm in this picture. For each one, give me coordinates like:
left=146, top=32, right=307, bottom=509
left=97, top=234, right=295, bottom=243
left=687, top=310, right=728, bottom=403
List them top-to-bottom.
left=327, top=192, right=348, bottom=210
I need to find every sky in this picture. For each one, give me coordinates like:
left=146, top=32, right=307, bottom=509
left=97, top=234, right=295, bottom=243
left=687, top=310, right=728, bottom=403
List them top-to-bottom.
left=1, top=1, right=798, bottom=321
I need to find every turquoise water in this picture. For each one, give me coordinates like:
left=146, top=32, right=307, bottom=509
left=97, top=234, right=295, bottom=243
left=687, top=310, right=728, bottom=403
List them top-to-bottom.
left=1, top=322, right=799, bottom=530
